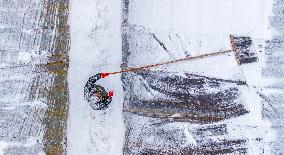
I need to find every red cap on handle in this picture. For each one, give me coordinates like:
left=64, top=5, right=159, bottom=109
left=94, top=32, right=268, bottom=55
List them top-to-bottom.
left=100, top=73, right=110, bottom=78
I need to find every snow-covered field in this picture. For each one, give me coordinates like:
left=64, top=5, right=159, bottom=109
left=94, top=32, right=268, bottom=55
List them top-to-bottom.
left=1, top=0, right=283, bottom=154
left=68, top=0, right=276, bottom=154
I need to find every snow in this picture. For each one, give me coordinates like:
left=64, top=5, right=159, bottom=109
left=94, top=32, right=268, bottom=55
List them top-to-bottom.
left=67, top=0, right=124, bottom=154
left=67, top=0, right=275, bottom=154
left=125, top=0, right=275, bottom=154
left=128, top=0, right=272, bottom=38
left=18, top=52, right=31, bottom=64
left=0, top=63, right=7, bottom=68
left=2, top=100, right=47, bottom=111
left=0, top=137, right=40, bottom=155
left=0, top=141, right=8, bottom=155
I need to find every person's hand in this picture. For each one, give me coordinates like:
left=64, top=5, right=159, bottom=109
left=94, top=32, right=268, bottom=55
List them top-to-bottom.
left=100, top=73, right=110, bottom=78
left=107, top=91, right=114, bottom=97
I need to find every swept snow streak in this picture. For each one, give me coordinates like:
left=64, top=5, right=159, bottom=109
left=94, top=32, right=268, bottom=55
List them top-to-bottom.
left=0, top=0, right=70, bottom=153
left=0, top=0, right=68, bottom=154
left=68, top=0, right=124, bottom=154
left=122, top=0, right=275, bottom=154
left=263, top=0, right=284, bottom=153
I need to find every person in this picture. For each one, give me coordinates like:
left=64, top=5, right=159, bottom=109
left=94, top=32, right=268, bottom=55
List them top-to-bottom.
left=84, top=73, right=113, bottom=110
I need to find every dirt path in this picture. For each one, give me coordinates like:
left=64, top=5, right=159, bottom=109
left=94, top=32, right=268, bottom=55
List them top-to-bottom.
left=38, top=0, right=70, bottom=154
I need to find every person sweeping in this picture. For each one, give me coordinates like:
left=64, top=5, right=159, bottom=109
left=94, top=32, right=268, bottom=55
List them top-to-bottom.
left=84, top=36, right=250, bottom=110
left=84, top=49, right=233, bottom=110
left=84, top=73, right=113, bottom=110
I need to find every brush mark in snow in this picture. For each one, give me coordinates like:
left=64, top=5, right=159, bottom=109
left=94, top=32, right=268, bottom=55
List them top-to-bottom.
left=0, top=0, right=53, bottom=154
left=122, top=0, right=274, bottom=154
left=262, top=0, right=284, bottom=153
left=151, top=33, right=170, bottom=54
left=125, top=71, right=249, bottom=123
left=124, top=112, right=252, bottom=154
